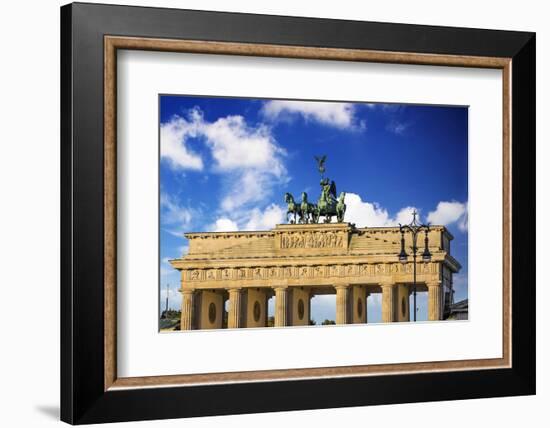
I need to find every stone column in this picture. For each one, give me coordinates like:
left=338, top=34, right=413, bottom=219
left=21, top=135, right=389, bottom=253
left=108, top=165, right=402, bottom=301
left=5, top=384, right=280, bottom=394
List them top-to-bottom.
left=428, top=282, right=442, bottom=321
left=381, top=283, right=396, bottom=323
left=335, top=284, right=350, bottom=324
left=274, top=287, right=288, bottom=327
left=180, top=288, right=195, bottom=330
left=227, top=288, right=242, bottom=329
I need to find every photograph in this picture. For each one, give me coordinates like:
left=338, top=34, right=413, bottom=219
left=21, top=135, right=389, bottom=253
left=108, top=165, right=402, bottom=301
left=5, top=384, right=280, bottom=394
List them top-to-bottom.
left=159, top=95, right=468, bottom=331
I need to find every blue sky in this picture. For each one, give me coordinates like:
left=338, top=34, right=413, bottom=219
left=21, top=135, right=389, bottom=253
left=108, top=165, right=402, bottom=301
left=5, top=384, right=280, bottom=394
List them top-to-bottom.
left=159, top=95, right=468, bottom=323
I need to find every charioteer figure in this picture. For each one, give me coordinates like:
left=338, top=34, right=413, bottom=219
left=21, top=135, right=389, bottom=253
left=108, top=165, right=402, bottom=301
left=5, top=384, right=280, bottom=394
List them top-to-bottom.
left=284, top=155, right=346, bottom=224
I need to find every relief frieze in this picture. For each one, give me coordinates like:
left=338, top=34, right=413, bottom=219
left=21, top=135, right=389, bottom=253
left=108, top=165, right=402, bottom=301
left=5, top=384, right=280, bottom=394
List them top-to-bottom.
left=279, top=231, right=345, bottom=249
left=184, top=261, right=439, bottom=282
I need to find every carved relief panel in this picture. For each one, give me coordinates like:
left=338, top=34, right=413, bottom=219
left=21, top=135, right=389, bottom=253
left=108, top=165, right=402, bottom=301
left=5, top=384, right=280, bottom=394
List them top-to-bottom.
left=278, top=230, right=348, bottom=251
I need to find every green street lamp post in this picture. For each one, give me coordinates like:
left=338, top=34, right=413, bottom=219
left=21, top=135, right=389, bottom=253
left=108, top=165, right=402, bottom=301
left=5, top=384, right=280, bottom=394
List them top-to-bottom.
left=398, top=210, right=432, bottom=322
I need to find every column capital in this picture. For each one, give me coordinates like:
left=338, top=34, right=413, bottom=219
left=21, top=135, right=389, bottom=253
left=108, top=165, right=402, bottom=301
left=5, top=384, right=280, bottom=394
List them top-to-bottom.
left=380, top=281, right=395, bottom=288
left=426, top=281, right=441, bottom=288
left=334, top=283, right=350, bottom=290
left=273, top=285, right=288, bottom=291
left=226, top=287, right=242, bottom=293
left=179, top=288, right=195, bottom=295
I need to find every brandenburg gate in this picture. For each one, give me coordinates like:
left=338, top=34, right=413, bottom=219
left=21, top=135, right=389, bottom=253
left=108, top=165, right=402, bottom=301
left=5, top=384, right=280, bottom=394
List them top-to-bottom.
left=170, top=155, right=461, bottom=330
left=169, top=222, right=461, bottom=330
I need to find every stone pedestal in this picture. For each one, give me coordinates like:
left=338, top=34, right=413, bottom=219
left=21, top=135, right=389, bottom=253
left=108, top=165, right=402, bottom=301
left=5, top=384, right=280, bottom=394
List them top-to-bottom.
left=428, top=282, right=442, bottom=321
left=381, top=283, right=396, bottom=323
left=335, top=284, right=350, bottom=324
left=395, top=284, right=410, bottom=322
left=274, top=287, right=288, bottom=327
left=227, top=288, right=242, bottom=328
left=180, top=289, right=195, bottom=330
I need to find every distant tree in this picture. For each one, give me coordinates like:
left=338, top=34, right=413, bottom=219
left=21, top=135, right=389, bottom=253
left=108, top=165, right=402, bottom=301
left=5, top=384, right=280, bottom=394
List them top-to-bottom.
left=160, top=309, right=181, bottom=320
left=168, top=309, right=181, bottom=319
left=267, top=316, right=275, bottom=327
left=309, top=319, right=316, bottom=325
left=321, top=319, right=336, bottom=325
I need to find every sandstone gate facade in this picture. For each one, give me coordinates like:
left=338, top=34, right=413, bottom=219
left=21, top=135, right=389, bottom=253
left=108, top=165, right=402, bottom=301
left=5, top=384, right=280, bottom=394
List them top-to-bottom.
left=170, top=223, right=461, bottom=329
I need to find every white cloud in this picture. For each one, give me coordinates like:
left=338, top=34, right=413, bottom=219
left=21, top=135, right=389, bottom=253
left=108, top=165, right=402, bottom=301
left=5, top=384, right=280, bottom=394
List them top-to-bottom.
left=261, top=100, right=362, bottom=130
left=161, top=108, right=287, bottom=212
left=162, top=108, right=285, bottom=174
left=160, top=114, right=204, bottom=170
left=202, top=114, right=285, bottom=174
left=386, top=119, right=411, bottom=135
left=220, top=169, right=285, bottom=212
left=160, top=192, right=193, bottom=229
left=284, top=192, right=464, bottom=233
left=344, top=193, right=392, bottom=227
left=346, top=193, right=467, bottom=232
left=343, top=194, right=421, bottom=228
left=427, top=201, right=468, bottom=231
left=207, top=203, right=285, bottom=235
left=243, top=204, right=286, bottom=230
left=394, top=206, right=421, bottom=225
left=457, top=208, right=468, bottom=232
left=210, top=218, right=239, bottom=232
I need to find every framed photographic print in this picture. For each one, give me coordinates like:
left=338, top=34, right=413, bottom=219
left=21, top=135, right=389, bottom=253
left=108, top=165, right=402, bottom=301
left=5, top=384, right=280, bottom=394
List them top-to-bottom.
left=61, top=2, right=535, bottom=424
